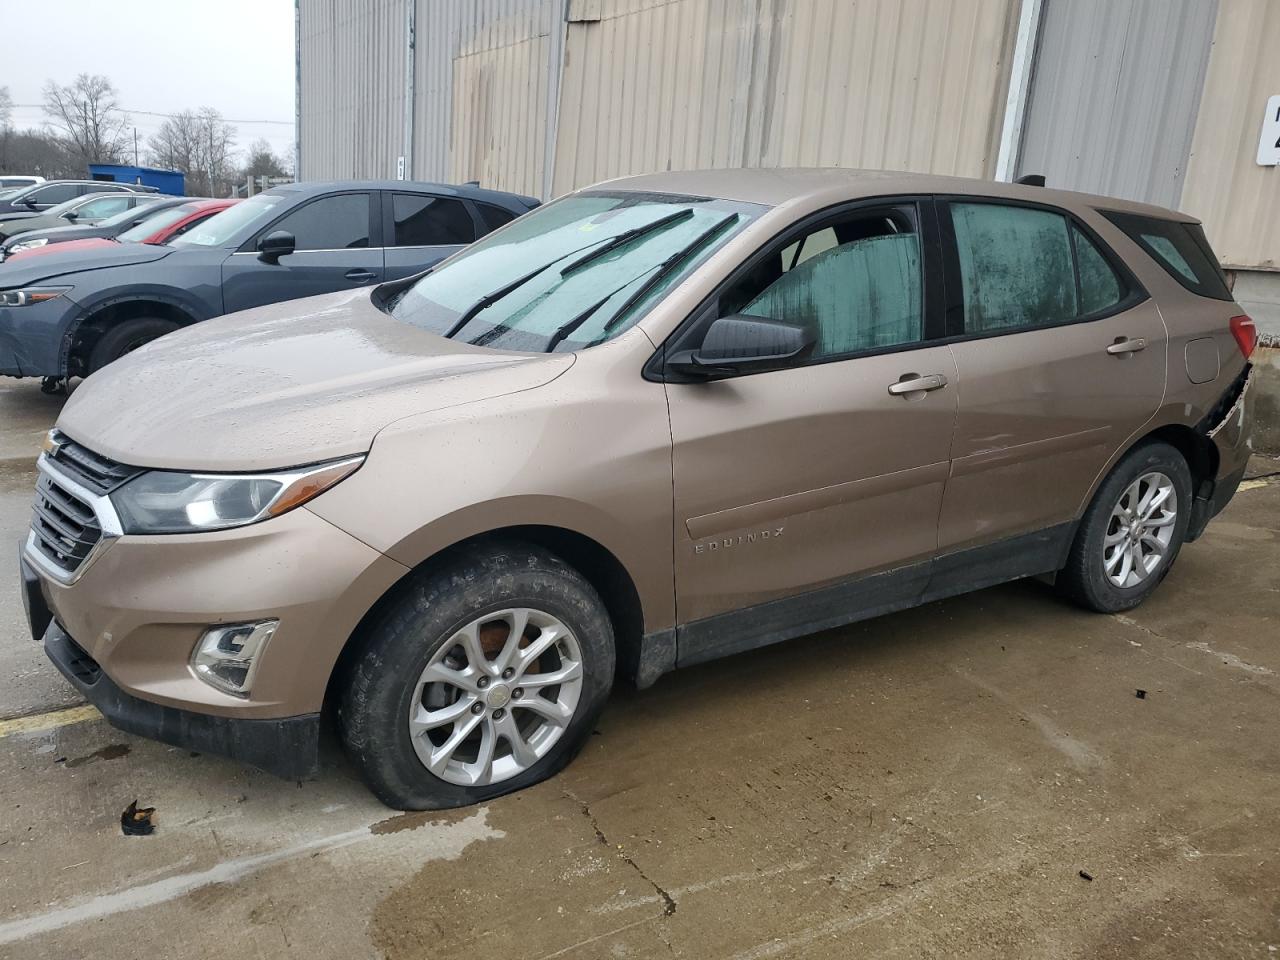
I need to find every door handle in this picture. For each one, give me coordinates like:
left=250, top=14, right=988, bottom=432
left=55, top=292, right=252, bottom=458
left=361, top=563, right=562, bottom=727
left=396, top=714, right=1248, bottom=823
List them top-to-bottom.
left=345, top=269, right=378, bottom=283
left=1106, top=336, right=1147, bottom=355
left=887, top=373, right=949, bottom=396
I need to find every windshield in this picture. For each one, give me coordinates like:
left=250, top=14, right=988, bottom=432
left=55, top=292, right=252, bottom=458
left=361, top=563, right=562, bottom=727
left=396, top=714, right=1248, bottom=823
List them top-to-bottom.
left=389, top=191, right=760, bottom=353
left=171, top=192, right=283, bottom=248
left=98, top=200, right=168, bottom=229
left=118, top=204, right=194, bottom=242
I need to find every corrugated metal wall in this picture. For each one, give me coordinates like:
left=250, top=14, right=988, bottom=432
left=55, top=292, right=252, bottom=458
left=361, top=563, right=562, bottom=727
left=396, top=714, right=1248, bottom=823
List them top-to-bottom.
left=298, top=0, right=408, bottom=180
left=552, top=0, right=1019, bottom=194
left=1015, top=0, right=1217, bottom=210
left=1181, top=0, right=1280, bottom=272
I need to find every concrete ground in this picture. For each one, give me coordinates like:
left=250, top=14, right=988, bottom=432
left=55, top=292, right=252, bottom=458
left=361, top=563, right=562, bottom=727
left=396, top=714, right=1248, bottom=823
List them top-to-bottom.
left=1, top=377, right=1278, bottom=959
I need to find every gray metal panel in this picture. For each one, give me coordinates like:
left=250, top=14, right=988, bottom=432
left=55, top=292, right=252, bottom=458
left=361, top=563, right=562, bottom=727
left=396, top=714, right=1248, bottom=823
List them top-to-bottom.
left=299, top=0, right=409, bottom=180
left=1017, top=0, right=1218, bottom=210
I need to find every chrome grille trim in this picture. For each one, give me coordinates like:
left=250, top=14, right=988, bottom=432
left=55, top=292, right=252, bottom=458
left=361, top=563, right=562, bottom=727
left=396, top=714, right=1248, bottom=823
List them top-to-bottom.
left=24, top=454, right=124, bottom=585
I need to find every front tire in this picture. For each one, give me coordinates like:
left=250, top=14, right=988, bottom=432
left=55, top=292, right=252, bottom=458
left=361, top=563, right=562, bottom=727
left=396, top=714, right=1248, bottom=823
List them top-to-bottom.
left=88, top=317, right=179, bottom=374
left=1056, top=441, right=1193, bottom=613
left=338, top=542, right=615, bottom=810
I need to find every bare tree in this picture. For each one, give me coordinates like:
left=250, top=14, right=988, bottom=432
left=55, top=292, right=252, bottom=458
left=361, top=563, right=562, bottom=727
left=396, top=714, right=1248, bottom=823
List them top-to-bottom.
left=42, top=74, right=129, bottom=165
left=0, top=86, right=12, bottom=131
left=148, top=108, right=237, bottom=196
left=241, top=138, right=289, bottom=181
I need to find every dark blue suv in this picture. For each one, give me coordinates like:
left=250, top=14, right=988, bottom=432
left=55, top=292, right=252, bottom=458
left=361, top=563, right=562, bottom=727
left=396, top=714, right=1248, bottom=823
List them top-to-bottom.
left=0, top=180, right=538, bottom=382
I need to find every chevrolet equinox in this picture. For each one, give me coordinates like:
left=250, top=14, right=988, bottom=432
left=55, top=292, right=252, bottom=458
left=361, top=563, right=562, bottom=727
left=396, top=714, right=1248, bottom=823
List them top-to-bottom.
left=19, top=170, right=1256, bottom=809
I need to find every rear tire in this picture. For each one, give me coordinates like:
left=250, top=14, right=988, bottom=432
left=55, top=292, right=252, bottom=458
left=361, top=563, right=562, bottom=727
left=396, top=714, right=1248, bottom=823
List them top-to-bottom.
left=88, top=317, right=179, bottom=374
left=1056, top=441, right=1193, bottom=613
left=338, top=542, right=615, bottom=810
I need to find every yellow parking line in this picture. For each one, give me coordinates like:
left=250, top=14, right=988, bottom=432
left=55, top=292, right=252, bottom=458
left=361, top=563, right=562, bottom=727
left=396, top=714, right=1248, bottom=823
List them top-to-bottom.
left=0, top=705, right=101, bottom=738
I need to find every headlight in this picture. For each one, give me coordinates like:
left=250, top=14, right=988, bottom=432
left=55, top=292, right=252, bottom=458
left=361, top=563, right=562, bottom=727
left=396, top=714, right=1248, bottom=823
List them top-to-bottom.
left=9, top=237, right=49, bottom=252
left=0, top=285, right=71, bottom=307
left=110, top=455, right=364, bottom=534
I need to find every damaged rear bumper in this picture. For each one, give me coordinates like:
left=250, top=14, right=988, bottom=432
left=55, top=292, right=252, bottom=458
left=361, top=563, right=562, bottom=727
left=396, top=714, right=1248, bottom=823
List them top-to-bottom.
left=1187, top=363, right=1255, bottom=541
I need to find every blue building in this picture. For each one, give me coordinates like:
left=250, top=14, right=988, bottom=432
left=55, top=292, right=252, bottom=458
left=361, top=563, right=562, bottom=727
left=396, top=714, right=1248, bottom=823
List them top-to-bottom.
left=87, top=163, right=185, bottom=196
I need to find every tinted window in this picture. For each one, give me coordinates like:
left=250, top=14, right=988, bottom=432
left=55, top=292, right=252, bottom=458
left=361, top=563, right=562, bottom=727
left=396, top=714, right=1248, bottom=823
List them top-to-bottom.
left=30, top=183, right=78, bottom=205
left=269, top=193, right=370, bottom=251
left=392, top=194, right=475, bottom=246
left=475, top=202, right=517, bottom=233
left=720, top=208, right=923, bottom=359
left=1102, top=211, right=1231, bottom=301
left=1073, top=225, right=1124, bottom=315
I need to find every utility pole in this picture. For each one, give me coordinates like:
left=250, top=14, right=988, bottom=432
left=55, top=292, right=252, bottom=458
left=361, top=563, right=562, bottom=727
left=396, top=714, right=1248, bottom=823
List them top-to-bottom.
left=133, top=127, right=139, bottom=166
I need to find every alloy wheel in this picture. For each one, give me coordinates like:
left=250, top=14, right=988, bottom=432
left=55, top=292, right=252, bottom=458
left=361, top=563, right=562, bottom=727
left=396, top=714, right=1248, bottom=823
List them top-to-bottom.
left=1103, top=471, right=1178, bottom=588
left=407, top=608, right=584, bottom=786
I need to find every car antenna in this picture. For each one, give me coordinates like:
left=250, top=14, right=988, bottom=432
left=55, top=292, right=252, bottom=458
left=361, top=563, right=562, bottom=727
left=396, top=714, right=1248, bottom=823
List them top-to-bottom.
left=1015, top=174, right=1046, bottom=187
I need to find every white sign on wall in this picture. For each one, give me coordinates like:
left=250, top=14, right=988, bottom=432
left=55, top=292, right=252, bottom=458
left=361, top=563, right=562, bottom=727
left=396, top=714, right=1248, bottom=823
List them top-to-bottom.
left=1258, top=95, right=1280, bottom=166
left=396, top=156, right=406, bottom=180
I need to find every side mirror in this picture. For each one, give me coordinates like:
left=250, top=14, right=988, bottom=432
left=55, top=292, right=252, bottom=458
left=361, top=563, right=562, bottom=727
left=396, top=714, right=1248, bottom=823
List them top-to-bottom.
left=22, top=195, right=39, bottom=207
left=63, top=210, right=79, bottom=221
left=256, top=230, right=295, bottom=263
left=666, top=315, right=816, bottom=381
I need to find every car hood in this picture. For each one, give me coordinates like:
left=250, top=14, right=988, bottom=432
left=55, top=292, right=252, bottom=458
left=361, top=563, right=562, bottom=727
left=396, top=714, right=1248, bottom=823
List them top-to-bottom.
left=11, top=222, right=105, bottom=241
left=4, top=237, right=115, bottom=264
left=0, top=241, right=173, bottom=285
left=57, top=287, right=575, bottom=471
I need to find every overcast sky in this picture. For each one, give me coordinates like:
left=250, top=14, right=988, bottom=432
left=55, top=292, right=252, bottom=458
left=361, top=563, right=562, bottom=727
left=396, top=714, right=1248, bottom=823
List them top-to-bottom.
left=5, top=0, right=295, bottom=162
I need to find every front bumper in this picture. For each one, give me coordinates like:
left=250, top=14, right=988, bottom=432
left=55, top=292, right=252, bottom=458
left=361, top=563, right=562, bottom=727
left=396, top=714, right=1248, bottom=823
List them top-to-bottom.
left=0, top=296, right=76, bottom=378
left=38, top=609, right=320, bottom=780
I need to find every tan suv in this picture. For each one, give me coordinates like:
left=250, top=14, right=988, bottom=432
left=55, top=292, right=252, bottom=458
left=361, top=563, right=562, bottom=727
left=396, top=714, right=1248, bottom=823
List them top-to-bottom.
left=19, top=170, right=1255, bottom=809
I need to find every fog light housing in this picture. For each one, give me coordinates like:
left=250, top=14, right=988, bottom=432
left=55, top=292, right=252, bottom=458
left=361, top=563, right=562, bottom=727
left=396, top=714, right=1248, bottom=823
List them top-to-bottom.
left=191, top=620, right=278, bottom=697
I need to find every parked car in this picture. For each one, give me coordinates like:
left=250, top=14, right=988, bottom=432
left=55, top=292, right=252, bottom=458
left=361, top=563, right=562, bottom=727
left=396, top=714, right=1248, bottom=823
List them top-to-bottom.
left=19, top=170, right=1254, bottom=808
left=0, top=175, right=45, bottom=190
left=0, top=179, right=156, bottom=216
left=0, top=180, right=536, bottom=379
left=0, top=192, right=169, bottom=240
left=0, top=196, right=201, bottom=261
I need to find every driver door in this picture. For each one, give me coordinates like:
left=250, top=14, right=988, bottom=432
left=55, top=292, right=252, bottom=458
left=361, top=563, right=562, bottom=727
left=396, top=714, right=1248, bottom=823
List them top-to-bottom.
left=222, top=190, right=384, bottom=314
left=664, top=200, right=958, bottom=666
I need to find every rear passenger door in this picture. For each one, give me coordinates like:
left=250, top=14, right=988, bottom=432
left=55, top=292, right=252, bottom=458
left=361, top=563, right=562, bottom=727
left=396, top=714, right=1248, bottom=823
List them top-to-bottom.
left=221, top=190, right=383, bottom=313
left=381, top=192, right=476, bottom=280
left=935, top=198, right=1166, bottom=559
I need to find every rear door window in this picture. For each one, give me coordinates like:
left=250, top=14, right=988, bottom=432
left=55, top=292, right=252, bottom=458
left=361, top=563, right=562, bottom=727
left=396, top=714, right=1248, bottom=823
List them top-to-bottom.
left=30, top=183, right=78, bottom=205
left=267, top=193, right=371, bottom=250
left=392, top=194, right=475, bottom=246
left=948, top=202, right=1134, bottom=334
left=1101, top=211, right=1232, bottom=301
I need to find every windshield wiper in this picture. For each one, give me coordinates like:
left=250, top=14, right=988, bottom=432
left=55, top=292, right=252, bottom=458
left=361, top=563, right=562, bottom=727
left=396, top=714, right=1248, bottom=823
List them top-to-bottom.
left=559, top=208, right=694, bottom=276
left=440, top=212, right=694, bottom=340
left=547, top=213, right=740, bottom=352
left=596, top=213, right=739, bottom=338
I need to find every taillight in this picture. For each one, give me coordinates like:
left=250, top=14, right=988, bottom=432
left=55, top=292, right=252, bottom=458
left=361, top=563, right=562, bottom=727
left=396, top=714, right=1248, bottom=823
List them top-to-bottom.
left=1229, top=315, right=1256, bottom=360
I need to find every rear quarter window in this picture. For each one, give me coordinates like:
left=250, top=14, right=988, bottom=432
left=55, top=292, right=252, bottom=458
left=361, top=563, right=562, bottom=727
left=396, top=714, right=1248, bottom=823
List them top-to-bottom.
left=1101, top=211, right=1232, bottom=301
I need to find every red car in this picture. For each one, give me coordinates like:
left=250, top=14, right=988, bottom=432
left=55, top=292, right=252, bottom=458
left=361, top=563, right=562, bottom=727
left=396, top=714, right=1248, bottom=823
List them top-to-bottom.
left=4, top=199, right=240, bottom=264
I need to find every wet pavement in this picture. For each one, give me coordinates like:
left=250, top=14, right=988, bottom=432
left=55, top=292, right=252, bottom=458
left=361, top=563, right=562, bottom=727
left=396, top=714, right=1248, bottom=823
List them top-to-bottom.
left=1, top=377, right=1278, bottom=958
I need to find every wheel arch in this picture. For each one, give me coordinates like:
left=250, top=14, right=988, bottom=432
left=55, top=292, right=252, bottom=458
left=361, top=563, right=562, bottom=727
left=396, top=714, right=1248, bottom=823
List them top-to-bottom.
left=66, top=294, right=204, bottom=376
left=324, top=524, right=650, bottom=716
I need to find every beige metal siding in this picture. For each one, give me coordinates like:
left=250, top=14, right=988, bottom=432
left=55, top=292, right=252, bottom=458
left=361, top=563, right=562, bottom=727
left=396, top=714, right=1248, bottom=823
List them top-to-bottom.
left=299, top=0, right=408, bottom=180
left=412, top=0, right=557, bottom=189
left=552, top=0, right=1019, bottom=195
left=1181, top=0, right=1280, bottom=272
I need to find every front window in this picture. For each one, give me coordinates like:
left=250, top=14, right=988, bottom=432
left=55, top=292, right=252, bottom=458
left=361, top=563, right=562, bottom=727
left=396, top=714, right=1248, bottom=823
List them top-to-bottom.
left=388, top=191, right=761, bottom=353
left=172, top=193, right=284, bottom=248
left=73, top=195, right=133, bottom=219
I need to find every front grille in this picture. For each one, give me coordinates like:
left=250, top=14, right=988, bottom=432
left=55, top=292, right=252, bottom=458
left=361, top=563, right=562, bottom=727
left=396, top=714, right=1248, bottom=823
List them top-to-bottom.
left=48, top=436, right=141, bottom=495
left=30, top=471, right=102, bottom=574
